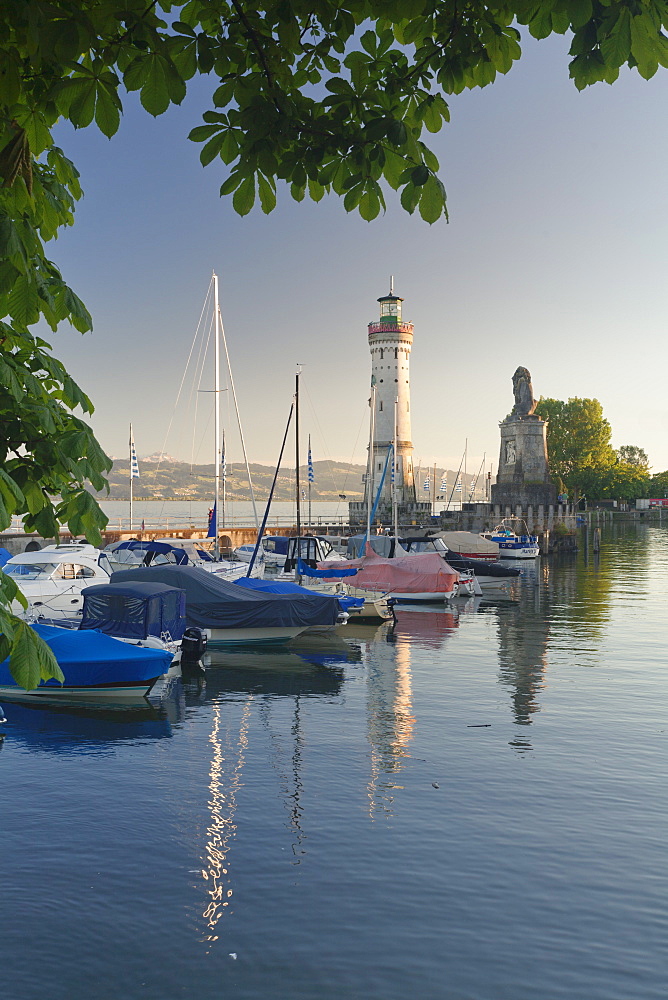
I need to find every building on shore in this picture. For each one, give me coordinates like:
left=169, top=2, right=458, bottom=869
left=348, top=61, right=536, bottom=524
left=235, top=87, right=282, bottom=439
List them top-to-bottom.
left=349, top=283, right=432, bottom=530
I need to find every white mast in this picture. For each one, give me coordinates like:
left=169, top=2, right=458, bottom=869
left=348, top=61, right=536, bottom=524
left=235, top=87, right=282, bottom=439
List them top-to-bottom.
left=213, top=272, right=221, bottom=560
left=129, top=422, right=133, bottom=532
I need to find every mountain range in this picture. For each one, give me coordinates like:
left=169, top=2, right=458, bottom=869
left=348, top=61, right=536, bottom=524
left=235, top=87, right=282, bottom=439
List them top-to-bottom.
left=97, top=459, right=485, bottom=502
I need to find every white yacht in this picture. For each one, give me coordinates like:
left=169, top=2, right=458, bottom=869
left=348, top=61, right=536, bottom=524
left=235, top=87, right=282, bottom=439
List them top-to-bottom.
left=4, top=543, right=112, bottom=619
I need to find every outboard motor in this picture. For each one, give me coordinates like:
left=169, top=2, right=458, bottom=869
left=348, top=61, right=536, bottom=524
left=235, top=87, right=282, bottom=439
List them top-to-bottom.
left=180, top=627, right=207, bottom=677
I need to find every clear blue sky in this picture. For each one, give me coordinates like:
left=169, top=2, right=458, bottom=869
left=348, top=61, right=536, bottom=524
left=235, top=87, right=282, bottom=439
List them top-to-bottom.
left=47, top=31, right=668, bottom=476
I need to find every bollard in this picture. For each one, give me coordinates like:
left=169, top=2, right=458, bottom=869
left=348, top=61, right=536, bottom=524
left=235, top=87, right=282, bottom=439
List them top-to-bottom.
left=593, top=527, right=601, bottom=552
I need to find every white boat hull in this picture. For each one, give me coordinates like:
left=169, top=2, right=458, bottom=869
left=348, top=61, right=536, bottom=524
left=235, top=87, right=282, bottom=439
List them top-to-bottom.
left=498, top=547, right=540, bottom=559
left=206, top=626, right=308, bottom=647
left=0, top=679, right=160, bottom=703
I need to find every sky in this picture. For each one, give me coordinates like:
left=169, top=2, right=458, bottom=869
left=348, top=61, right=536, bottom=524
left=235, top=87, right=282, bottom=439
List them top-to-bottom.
left=44, top=30, right=668, bottom=477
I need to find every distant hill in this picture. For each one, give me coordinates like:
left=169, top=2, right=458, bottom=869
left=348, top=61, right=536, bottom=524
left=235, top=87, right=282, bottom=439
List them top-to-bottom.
left=96, top=459, right=487, bottom=502
left=97, top=459, right=367, bottom=501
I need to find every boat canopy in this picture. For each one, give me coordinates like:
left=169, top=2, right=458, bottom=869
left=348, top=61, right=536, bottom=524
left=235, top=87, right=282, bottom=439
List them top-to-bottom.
left=114, top=540, right=189, bottom=564
left=318, top=544, right=459, bottom=594
left=111, top=564, right=340, bottom=629
left=234, top=575, right=364, bottom=612
left=80, top=582, right=187, bottom=641
left=0, top=623, right=173, bottom=690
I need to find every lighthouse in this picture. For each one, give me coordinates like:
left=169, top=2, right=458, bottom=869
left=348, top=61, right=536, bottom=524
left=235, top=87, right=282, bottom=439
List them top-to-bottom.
left=368, top=281, right=416, bottom=502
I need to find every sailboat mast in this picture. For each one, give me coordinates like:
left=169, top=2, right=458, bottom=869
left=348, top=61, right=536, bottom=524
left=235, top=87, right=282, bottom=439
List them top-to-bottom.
left=213, top=272, right=221, bottom=560
left=295, top=369, right=301, bottom=584
left=129, top=422, right=133, bottom=532
left=432, top=461, right=436, bottom=515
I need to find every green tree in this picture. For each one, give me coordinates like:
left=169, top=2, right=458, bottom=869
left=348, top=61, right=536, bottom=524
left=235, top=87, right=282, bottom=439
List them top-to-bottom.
left=3, top=1, right=668, bottom=686
left=534, top=397, right=615, bottom=492
left=616, top=445, right=649, bottom=470
left=648, top=470, right=668, bottom=498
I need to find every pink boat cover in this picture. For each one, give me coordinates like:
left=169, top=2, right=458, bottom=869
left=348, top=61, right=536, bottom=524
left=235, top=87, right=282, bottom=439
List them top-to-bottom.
left=318, top=545, right=459, bottom=594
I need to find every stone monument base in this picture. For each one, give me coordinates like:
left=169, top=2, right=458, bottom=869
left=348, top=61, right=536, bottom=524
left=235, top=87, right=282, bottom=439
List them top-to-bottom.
left=491, top=415, right=557, bottom=510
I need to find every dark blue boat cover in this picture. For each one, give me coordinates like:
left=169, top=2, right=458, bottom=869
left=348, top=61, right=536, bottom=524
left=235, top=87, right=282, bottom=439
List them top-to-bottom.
left=115, top=540, right=189, bottom=564
left=111, top=564, right=340, bottom=629
left=233, top=576, right=364, bottom=612
left=80, top=582, right=187, bottom=641
left=0, top=624, right=173, bottom=689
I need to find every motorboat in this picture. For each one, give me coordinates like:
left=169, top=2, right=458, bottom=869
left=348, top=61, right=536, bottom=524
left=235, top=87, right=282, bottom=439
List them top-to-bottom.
left=480, top=523, right=540, bottom=559
left=344, top=534, right=480, bottom=596
left=234, top=535, right=346, bottom=573
left=397, top=536, right=520, bottom=589
left=106, top=538, right=249, bottom=580
left=4, top=542, right=112, bottom=619
left=317, top=544, right=461, bottom=603
left=110, top=564, right=342, bottom=647
left=232, top=575, right=358, bottom=632
left=0, top=623, right=173, bottom=703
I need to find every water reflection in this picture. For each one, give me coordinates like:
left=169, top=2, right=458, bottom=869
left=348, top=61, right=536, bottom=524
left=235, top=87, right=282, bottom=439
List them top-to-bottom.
left=200, top=697, right=251, bottom=950
left=1, top=700, right=173, bottom=755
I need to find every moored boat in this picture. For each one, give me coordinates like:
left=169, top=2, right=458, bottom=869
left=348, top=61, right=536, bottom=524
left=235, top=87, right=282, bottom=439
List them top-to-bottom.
left=480, top=523, right=540, bottom=559
left=4, top=542, right=112, bottom=619
left=111, top=564, right=342, bottom=647
left=0, top=624, right=173, bottom=703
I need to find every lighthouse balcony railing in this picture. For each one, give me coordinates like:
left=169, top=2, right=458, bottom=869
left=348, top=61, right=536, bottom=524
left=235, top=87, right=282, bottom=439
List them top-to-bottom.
left=368, top=321, right=414, bottom=335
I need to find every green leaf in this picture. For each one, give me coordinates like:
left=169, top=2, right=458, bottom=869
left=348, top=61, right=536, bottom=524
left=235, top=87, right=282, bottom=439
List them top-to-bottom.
left=140, top=55, right=170, bottom=116
left=94, top=87, right=121, bottom=138
left=200, top=132, right=224, bottom=166
left=258, top=174, right=277, bottom=214
left=232, top=175, right=255, bottom=216
left=418, top=176, right=445, bottom=224
left=358, top=186, right=381, bottom=221
left=9, top=620, right=64, bottom=690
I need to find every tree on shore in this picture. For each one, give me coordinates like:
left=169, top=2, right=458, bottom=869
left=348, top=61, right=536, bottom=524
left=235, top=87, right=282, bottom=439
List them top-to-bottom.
left=3, top=1, right=668, bottom=685
left=535, top=397, right=650, bottom=502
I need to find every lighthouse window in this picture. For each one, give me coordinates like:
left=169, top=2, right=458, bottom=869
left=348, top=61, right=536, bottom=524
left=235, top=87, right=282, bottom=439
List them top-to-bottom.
left=394, top=348, right=398, bottom=359
left=380, top=349, right=384, bottom=359
left=379, top=400, right=383, bottom=411
left=378, top=462, right=383, bottom=471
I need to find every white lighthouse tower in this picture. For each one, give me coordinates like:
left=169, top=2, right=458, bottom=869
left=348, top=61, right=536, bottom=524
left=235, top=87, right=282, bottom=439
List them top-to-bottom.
left=368, top=280, right=416, bottom=503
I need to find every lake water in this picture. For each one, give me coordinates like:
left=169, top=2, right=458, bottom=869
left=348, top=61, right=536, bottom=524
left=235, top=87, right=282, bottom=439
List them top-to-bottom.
left=2, top=522, right=666, bottom=999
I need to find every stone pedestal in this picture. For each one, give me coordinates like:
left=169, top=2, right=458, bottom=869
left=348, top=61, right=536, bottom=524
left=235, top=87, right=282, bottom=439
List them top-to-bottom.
left=491, top=416, right=556, bottom=508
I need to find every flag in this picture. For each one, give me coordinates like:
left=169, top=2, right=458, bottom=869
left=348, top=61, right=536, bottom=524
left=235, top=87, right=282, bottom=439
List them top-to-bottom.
left=129, top=427, right=140, bottom=479
left=221, top=431, right=226, bottom=480
left=308, top=437, right=314, bottom=483
left=440, top=474, right=447, bottom=492
left=423, top=475, right=430, bottom=492
left=455, top=477, right=462, bottom=493
left=301, top=489, right=306, bottom=501
left=207, top=503, right=217, bottom=537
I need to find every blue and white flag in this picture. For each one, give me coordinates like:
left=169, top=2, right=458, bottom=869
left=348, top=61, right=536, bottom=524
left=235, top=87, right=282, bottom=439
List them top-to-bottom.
left=129, top=426, right=140, bottom=479
left=221, top=433, right=226, bottom=480
left=307, top=438, right=314, bottom=483
left=391, top=451, right=395, bottom=484
left=440, top=474, right=447, bottom=492
left=455, top=477, right=462, bottom=493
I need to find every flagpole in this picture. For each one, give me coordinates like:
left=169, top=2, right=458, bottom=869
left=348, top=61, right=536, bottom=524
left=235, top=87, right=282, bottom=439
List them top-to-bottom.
left=129, top=423, right=133, bottom=532
left=221, top=429, right=226, bottom=530
left=308, top=433, right=312, bottom=528
left=432, top=461, right=436, bottom=515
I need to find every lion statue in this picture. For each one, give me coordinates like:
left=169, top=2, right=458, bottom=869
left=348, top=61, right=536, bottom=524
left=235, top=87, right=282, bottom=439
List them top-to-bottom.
left=511, top=366, right=536, bottom=417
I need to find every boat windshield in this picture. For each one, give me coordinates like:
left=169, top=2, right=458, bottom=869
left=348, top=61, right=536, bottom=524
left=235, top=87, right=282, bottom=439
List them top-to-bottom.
left=4, top=562, right=60, bottom=580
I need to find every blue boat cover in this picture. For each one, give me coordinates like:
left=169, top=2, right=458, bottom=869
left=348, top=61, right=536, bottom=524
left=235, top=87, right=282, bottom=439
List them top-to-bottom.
left=115, top=540, right=189, bottom=564
left=0, top=547, right=12, bottom=567
left=296, top=558, right=358, bottom=579
left=111, top=564, right=340, bottom=629
left=233, top=576, right=364, bottom=612
left=80, top=582, right=187, bottom=641
left=0, top=624, right=173, bottom=689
